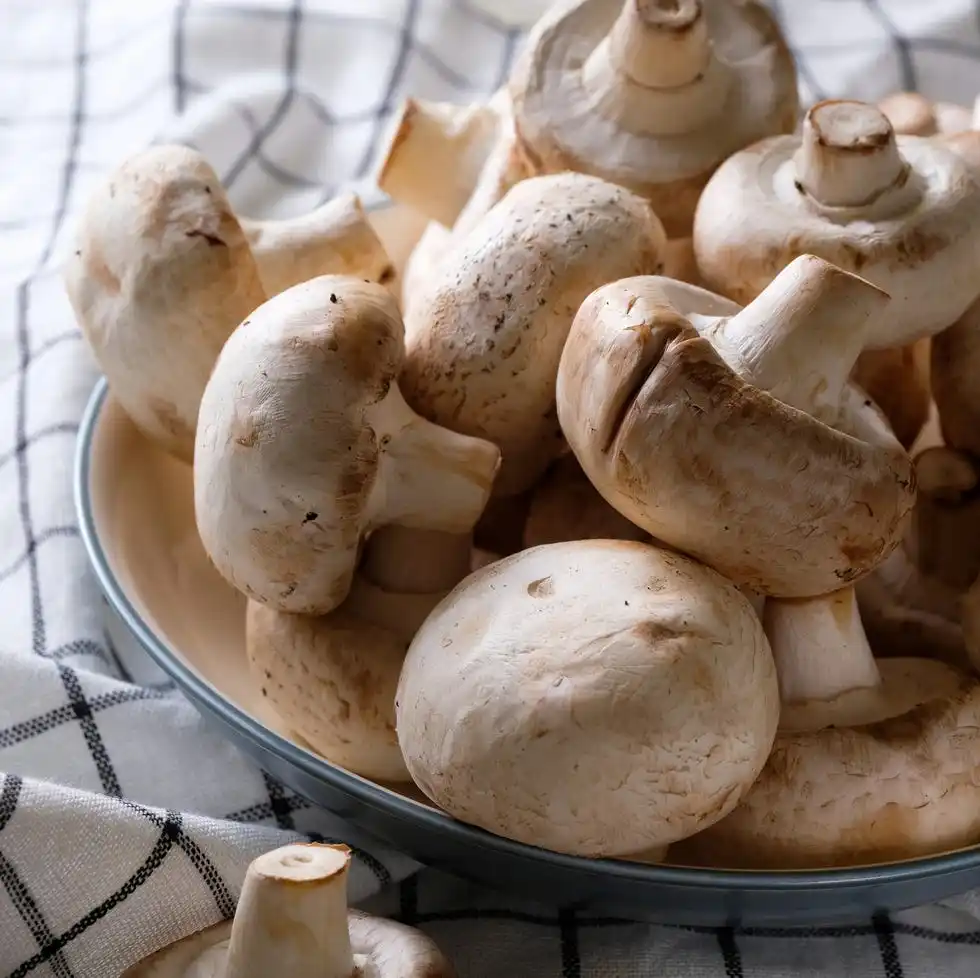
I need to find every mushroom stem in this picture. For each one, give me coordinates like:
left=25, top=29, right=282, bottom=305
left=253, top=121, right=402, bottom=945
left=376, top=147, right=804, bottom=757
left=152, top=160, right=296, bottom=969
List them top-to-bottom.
left=581, top=0, right=724, bottom=135
left=377, top=97, right=501, bottom=229
left=794, top=100, right=909, bottom=209
left=240, top=194, right=392, bottom=296
left=713, top=254, right=890, bottom=425
left=367, top=384, right=501, bottom=534
left=361, top=526, right=473, bottom=595
left=764, top=589, right=882, bottom=706
left=224, top=843, right=356, bottom=978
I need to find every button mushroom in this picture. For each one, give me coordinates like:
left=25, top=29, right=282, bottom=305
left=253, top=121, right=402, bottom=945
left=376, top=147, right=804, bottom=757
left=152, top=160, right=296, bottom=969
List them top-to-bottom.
left=509, top=0, right=798, bottom=239
left=878, top=91, right=972, bottom=137
left=693, top=99, right=980, bottom=349
left=64, top=144, right=392, bottom=463
left=401, top=171, right=667, bottom=498
left=557, top=254, right=915, bottom=597
left=194, top=275, right=500, bottom=615
left=523, top=455, right=648, bottom=548
left=247, top=527, right=476, bottom=782
left=395, top=538, right=779, bottom=858
left=670, top=590, right=980, bottom=869
left=124, top=843, right=454, bottom=978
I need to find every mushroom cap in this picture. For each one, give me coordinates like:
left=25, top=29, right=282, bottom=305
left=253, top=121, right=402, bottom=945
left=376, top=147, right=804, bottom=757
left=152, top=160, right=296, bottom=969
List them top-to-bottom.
left=510, top=0, right=798, bottom=237
left=877, top=91, right=940, bottom=136
left=693, top=116, right=980, bottom=348
left=63, top=143, right=265, bottom=462
left=401, top=171, right=667, bottom=497
left=194, top=275, right=499, bottom=614
left=556, top=275, right=915, bottom=597
left=523, top=455, right=648, bottom=548
left=395, top=539, right=779, bottom=857
left=246, top=586, right=412, bottom=784
left=672, top=658, right=980, bottom=869
left=123, top=906, right=454, bottom=978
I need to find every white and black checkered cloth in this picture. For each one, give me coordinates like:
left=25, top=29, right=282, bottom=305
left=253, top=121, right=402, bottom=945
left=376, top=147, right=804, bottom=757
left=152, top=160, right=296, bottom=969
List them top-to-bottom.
left=3, top=0, right=980, bottom=975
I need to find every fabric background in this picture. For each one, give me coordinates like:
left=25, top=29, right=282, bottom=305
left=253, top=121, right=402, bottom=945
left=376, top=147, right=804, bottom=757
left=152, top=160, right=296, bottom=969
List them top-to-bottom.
left=2, top=0, right=980, bottom=975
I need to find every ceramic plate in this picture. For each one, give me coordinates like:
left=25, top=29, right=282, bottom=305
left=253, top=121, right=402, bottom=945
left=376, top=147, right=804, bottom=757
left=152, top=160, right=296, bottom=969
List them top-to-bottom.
left=73, top=206, right=980, bottom=927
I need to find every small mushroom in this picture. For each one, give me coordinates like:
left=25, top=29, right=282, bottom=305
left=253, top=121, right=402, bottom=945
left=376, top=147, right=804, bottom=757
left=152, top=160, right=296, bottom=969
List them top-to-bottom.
left=509, top=0, right=799, bottom=238
left=877, top=91, right=972, bottom=137
left=693, top=99, right=980, bottom=348
left=63, top=144, right=267, bottom=462
left=64, top=144, right=392, bottom=463
left=401, top=171, right=667, bottom=497
left=241, top=191, right=393, bottom=297
left=557, top=254, right=914, bottom=597
left=194, top=275, right=500, bottom=614
left=852, top=338, right=931, bottom=449
left=857, top=445, right=980, bottom=672
left=523, top=455, right=648, bottom=548
left=247, top=527, right=475, bottom=782
left=395, top=539, right=779, bottom=857
left=670, top=590, right=980, bottom=869
left=124, top=843, right=454, bottom=978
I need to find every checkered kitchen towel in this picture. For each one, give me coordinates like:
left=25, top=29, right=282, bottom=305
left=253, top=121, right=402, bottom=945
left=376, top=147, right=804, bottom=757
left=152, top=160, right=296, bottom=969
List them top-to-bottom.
left=4, top=0, right=980, bottom=975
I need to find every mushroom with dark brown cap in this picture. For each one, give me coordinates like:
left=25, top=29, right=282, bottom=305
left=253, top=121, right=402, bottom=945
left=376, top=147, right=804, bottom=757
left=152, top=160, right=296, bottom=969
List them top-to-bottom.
left=509, top=0, right=798, bottom=240
left=693, top=99, right=980, bottom=349
left=63, top=144, right=392, bottom=463
left=401, top=171, right=667, bottom=498
left=557, top=254, right=915, bottom=597
left=194, top=275, right=500, bottom=615
left=246, top=527, right=477, bottom=782
left=396, top=538, right=779, bottom=858
left=124, top=843, right=454, bottom=978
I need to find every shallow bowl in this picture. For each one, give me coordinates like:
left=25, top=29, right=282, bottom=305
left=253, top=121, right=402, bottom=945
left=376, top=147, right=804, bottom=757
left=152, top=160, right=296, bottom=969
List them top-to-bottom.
left=73, top=208, right=980, bottom=928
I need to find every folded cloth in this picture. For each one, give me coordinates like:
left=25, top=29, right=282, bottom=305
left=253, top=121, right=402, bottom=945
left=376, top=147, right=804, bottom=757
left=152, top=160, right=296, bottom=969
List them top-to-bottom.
left=2, top=0, right=980, bottom=975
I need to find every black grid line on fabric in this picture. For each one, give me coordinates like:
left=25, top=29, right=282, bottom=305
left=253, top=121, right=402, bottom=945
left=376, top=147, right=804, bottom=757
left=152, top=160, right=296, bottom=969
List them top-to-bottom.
left=172, top=0, right=191, bottom=115
left=220, top=0, right=303, bottom=191
left=453, top=0, right=516, bottom=35
left=768, top=0, right=828, bottom=102
left=862, top=0, right=917, bottom=91
left=27, top=329, right=82, bottom=370
left=0, top=423, right=78, bottom=475
left=0, top=526, right=80, bottom=587
left=46, top=637, right=112, bottom=668
left=56, top=663, right=122, bottom=797
left=0, top=685, right=167, bottom=749
left=261, top=770, right=297, bottom=832
left=0, top=776, right=75, bottom=978
left=119, top=799, right=236, bottom=918
left=7, top=811, right=183, bottom=978
left=306, top=831, right=393, bottom=890
left=0, top=850, right=75, bottom=978
left=398, top=871, right=419, bottom=925
left=559, top=907, right=581, bottom=978
left=875, top=913, right=906, bottom=978
left=717, top=927, right=745, bottom=978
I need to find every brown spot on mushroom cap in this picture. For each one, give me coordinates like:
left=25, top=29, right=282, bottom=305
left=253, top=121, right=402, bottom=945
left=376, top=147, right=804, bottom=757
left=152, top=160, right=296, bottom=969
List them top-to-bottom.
left=557, top=277, right=915, bottom=597
left=672, top=658, right=980, bottom=869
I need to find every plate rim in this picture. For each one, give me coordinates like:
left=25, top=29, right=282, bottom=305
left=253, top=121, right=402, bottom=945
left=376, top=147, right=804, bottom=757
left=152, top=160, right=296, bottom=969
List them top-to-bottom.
left=73, top=375, right=980, bottom=895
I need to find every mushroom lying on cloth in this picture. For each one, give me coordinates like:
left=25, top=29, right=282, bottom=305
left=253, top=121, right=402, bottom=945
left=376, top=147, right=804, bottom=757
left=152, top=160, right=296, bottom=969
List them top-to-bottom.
left=509, top=0, right=798, bottom=240
left=693, top=99, right=980, bottom=350
left=63, top=144, right=390, bottom=463
left=401, top=171, right=667, bottom=498
left=557, top=254, right=915, bottom=597
left=194, top=275, right=500, bottom=614
left=247, top=527, right=477, bottom=782
left=395, top=539, right=779, bottom=858
left=671, top=590, right=980, bottom=869
left=124, top=843, right=454, bottom=978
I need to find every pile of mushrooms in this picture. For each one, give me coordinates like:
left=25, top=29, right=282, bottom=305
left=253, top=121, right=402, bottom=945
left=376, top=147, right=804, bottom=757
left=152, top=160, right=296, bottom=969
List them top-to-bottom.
left=66, top=0, right=980, bottom=881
